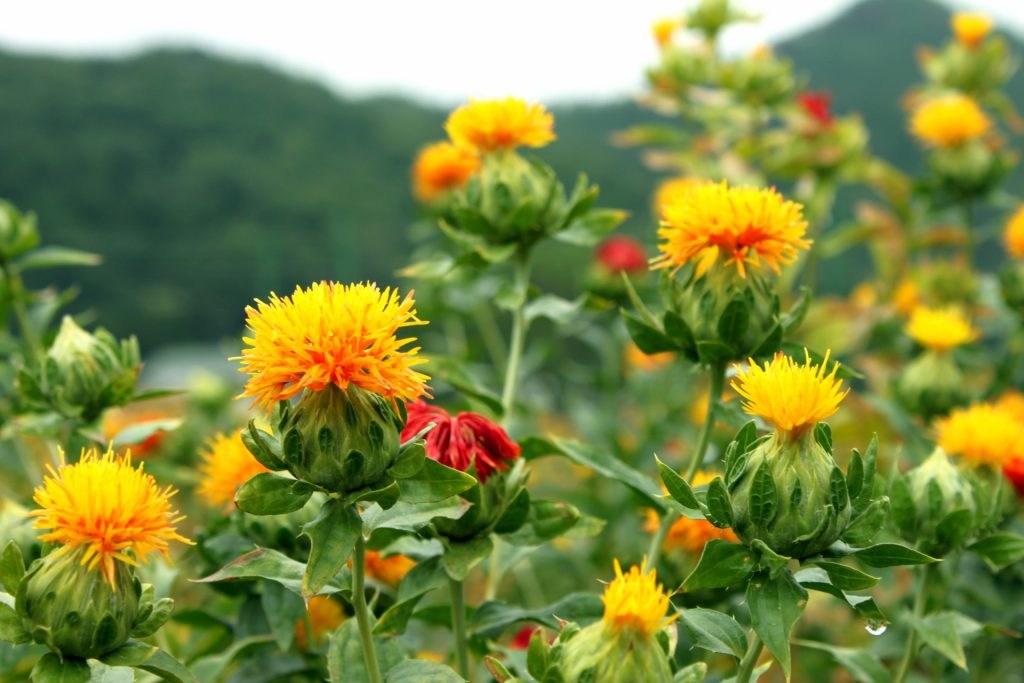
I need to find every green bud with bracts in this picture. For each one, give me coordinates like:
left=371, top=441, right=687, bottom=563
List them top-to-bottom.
left=897, top=350, right=969, bottom=420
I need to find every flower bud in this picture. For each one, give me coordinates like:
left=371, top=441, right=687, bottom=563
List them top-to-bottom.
left=928, top=141, right=1011, bottom=200
left=0, top=201, right=40, bottom=260
left=897, top=350, right=969, bottom=419
left=276, top=384, right=402, bottom=493
left=897, top=448, right=977, bottom=555
left=17, top=548, right=140, bottom=658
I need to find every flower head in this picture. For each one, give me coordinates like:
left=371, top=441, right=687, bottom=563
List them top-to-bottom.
left=952, top=12, right=993, bottom=48
left=652, top=17, right=682, bottom=47
left=796, top=91, right=833, bottom=127
left=910, top=94, right=991, bottom=148
left=445, top=98, right=555, bottom=152
left=412, top=141, right=480, bottom=202
left=653, top=176, right=703, bottom=217
left=653, top=180, right=810, bottom=278
left=1004, top=205, right=1024, bottom=258
left=596, top=236, right=647, bottom=273
left=892, top=278, right=920, bottom=316
left=238, top=282, right=429, bottom=412
left=905, top=305, right=979, bottom=352
left=624, top=342, right=674, bottom=373
left=732, top=350, right=849, bottom=439
left=995, top=390, right=1024, bottom=422
left=402, top=400, right=519, bottom=482
left=937, top=403, right=1024, bottom=468
left=197, top=431, right=271, bottom=509
left=29, top=447, right=190, bottom=585
left=1004, top=457, right=1024, bottom=498
left=645, top=473, right=739, bottom=553
left=365, top=550, right=415, bottom=586
left=601, top=559, right=677, bottom=637
left=295, top=595, right=345, bottom=649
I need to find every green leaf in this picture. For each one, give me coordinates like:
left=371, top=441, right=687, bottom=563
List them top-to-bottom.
left=556, top=209, right=628, bottom=246
left=16, top=246, right=101, bottom=271
left=524, top=294, right=583, bottom=326
left=717, top=297, right=750, bottom=344
left=623, top=311, right=677, bottom=354
left=663, top=311, right=697, bottom=356
left=696, top=339, right=735, bottom=365
left=423, top=355, right=503, bottom=415
left=109, top=418, right=182, bottom=450
left=242, top=421, right=287, bottom=471
left=814, top=423, right=833, bottom=453
left=549, top=437, right=664, bottom=510
left=656, top=456, right=699, bottom=510
left=398, top=458, right=477, bottom=504
left=748, top=464, right=778, bottom=527
left=234, top=473, right=315, bottom=515
left=889, top=475, right=916, bottom=538
left=703, top=477, right=733, bottom=528
left=841, top=497, right=889, bottom=547
left=363, top=498, right=470, bottom=535
left=501, top=499, right=581, bottom=546
left=301, top=500, right=362, bottom=597
left=935, top=508, right=974, bottom=552
left=968, top=533, right=1024, bottom=571
left=442, top=536, right=494, bottom=581
left=682, top=539, right=754, bottom=591
left=0, top=541, right=25, bottom=595
left=853, top=543, right=939, bottom=568
left=195, top=548, right=348, bottom=597
left=374, top=557, right=448, bottom=636
left=811, top=561, right=879, bottom=591
left=747, top=570, right=807, bottom=681
left=261, top=581, right=305, bottom=651
left=470, top=592, right=603, bottom=638
left=130, top=597, right=174, bottom=638
left=0, top=602, right=30, bottom=644
left=680, top=607, right=748, bottom=659
left=909, top=611, right=967, bottom=670
left=327, top=619, right=403, bottom=683
left=793, top=639, right=891, bottom=683
left=100, top=640, right=198, bottom=683
left=30, top=653, right=90, bottom=683
left=385, top=659, right=465, bottom=682
left=674, top=662, right=709, bottom=683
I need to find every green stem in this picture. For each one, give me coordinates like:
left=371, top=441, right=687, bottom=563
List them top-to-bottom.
left=962, top=200, right=974, bottom=269
left=500, top=249, right=534, bottom=429
left=0, top=258, right=43, bottom=363
left=648, top=362, right=726, bottom=566
left=352, top=535, right=384, bottom=683
left=893, top=563, right=936, bottom=683
left=450, top=577, right=473, bottom=683
left=736, top=633, right=764, bottom=683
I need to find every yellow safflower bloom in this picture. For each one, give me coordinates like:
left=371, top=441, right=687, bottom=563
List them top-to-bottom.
left=952, top=12, right=993, bottom=48
left=652, top=17, right=682, bottom=47
left=910, top=94, right=991, bottom=148
left=445, top=98, right=555, bottom=152
left=412, top=141, right=479, bottom=201
left=653, top=181, right=810, bottom=279
left=1004, top=205, right=1024, bottom=258
left=892, top=278, right=920, bottom=316
left=238, top=282, right=429, bottom=412
left=905, top=305, right=979, bottom=352
left=624, top=342, right=674, bottom=373
left=732, top=350, right=849, bottom=439
left=995, top=390, right=1024, bottom=422
left=937, top=403, right=1024, bottom=468
left=197, top=431, right=271, bottom=510
left=29, top=447, right=191, bottom=586
left=365, top=550, right=415, bottom=586
left=601, top=559, right=677, bottom=637
left=295, top=595, right=345, bottom=649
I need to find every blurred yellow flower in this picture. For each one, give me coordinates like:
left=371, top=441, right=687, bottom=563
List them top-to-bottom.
left=952, top=12, right=993, bottom=48
left=652, top=17, right=682, bottom=47
left=910, top=94, right=991, bottom=148
left=445, top=98, right=555, bottom=152
left=412, top=141, right=479, bottom=201
left=653, top=176, right=703, bottom=217
left=653, top=180, right=810, bottom=279
left=1004, top=205, right=1024, bottom=258
left=891, top=278, right=920, bottom=316
left=238, top=282, right=429, bottom=412
left=905, top=305, right=979, bottom=352
left=624, top=342, right=674, bottom=373
left=732, top=350, right=848, bottom=439
left=995, top=390, right=1024, bottom=422
left=937, top=403, right=1024, bottom=468
left=197, top=431, right=271, bottom=510
left=30, top=447, right=190, bottom=586
left=644, top=473, right=739, bottom=553
left=364, top=550, right=415, bottom=586
left=601, top=559, right=677, bottom=637
left=295, top=595, right=345, bottom=649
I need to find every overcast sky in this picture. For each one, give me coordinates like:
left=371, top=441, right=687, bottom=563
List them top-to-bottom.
left=1, top=0, right=1021, bottom=105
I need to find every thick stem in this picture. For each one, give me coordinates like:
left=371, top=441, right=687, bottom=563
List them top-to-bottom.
left=499, top=249, right=534, bottom=429
left=648, top=362, right=726, bottom=566
left=352, top=535, right=384, bottom=683
left=893, top=563, right=936, bottom=683
left=450, top=578, right=473, bottom=682
left=736, top=632, right=764, bottom=683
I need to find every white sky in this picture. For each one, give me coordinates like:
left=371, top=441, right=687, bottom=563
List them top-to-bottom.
left=1, top=0, right=1021, bottom=105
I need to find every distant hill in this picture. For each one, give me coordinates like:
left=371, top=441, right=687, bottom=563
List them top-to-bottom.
left=0, top=0, right=1020, bottom=347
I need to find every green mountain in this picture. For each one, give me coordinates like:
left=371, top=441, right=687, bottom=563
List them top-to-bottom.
left=0, top=0, right=1020, bottom=347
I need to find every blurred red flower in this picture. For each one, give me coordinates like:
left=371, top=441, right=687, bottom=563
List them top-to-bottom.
left=796, top=91, right=833, bottom=127
left=596, top=236, right=647, bottom=273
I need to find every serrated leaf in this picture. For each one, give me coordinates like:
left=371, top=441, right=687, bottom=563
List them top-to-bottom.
left=234, top=473, right=315, bottom=515
left=704, top=477, right=733, bottom=528
left=842, top=497, right=889, bottom=547
left=301, top=500, right=362, bottom=597
left=682, top=539, right=753, bottom=591
left=747, top=571, right=807, bottom=681
left=680, top=607, right=748, bottom=659
left=909, top=611, right=967, bottom=670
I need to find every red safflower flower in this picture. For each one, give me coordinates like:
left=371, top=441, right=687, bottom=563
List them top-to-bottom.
left=796, top=92, right=833, bottom=127
left=596, top=236, right=648, bottom=273
left=402, top=401, right=520, bottom=482
left=1005, top=457, right=1024, bottom=498
left=510, top=625, right=537, bottom=649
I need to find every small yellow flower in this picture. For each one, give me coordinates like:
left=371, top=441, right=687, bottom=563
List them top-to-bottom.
left=952, top=12, right=993, bottom=48
left=652, top=17, right=682, bottom=47
left=910, top=94, right=991, bottom=148
left=445, top=98, right=555, bottom=152
left=412, top=141, right=480, bottom=202
left=653, top=176, right=703, bottom=217
left=653, top=180, right=810, bottom=279
left=1004, top=205, right=1024, bottom=258
left=891, top=278, right=920, bottom=316
left=238, top=282, right=429, bottom=412
left=905, top=305, right=979, bottom=352
left=624, top=342, right=674, bottom=373
left=732, top=350, right=849, bottom=439
left=995, top=390, right=1024, bottom=422
left=937, top=403, right=1024, bottom=468
left=197, top=431, right=271, bottom=510
left=29, top=447, right=191, bottom=586
left=645, top=473, right=739, bottom=553
left=364, top=550, right=415, bottom=586
left=601, top=559, right=677, bottom=637
left=295, top=595, right=345, bottom=649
